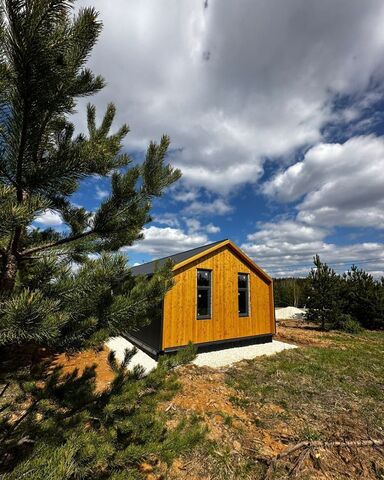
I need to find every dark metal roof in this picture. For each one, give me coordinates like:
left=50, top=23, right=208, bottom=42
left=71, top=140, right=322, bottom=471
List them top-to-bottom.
left=130, top=239, right=227, bottom=276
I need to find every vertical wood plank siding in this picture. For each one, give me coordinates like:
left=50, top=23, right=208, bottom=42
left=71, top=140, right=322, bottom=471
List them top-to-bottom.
left=162, top=245, right=274, bottom=349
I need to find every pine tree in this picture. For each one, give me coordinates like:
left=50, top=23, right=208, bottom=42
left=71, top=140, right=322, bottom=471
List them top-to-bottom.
left=0, top=0, right=181, bottom=349
left=0, top=1, right=205, bottom=476
left=305, top=255, right=342, bottom=330
left=341, top=266, right=384, bottom=330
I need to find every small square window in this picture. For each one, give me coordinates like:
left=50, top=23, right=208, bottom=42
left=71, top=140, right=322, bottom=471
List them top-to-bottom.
left=197, top=270, right=211, bottom=287
left=238, top=274, right=248, bottom=289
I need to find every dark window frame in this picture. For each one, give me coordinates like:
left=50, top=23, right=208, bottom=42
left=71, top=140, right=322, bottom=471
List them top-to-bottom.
left=196, top=269, right=212, bottom=320
left=238, top=272, right=249, bottom=317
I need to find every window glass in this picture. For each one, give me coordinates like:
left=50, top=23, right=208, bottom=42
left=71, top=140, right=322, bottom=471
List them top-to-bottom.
left=197, top=269, right=211, bottom=319
left=197, top=270, right=211, bottom=287
left=238, top=273, right=249, bottom=316
left=238, top=274, right=248, bottom=289
left=197, top=289, right=209, bottom=317
left=238, top=290, right=247, bottom=315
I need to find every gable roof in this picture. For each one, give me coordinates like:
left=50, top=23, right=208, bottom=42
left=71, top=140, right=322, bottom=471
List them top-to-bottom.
left=130, top=239, right=272, bottom=283
left=130, top=239, right=227, bottom=276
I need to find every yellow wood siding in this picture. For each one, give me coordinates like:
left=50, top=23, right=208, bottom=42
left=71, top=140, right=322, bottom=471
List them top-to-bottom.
left=162, top=245, right=274, bottom=349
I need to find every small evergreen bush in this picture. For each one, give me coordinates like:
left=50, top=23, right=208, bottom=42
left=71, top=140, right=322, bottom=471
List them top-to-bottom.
left=333, top=314, right=362, bottom=334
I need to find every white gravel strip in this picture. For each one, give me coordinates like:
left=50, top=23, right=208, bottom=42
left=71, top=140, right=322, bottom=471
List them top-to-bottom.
left=106, top=336, right=297, bottom=372
left=106, top=336, right=157, bottom=374
left=192, top=340, right=297, bottom=368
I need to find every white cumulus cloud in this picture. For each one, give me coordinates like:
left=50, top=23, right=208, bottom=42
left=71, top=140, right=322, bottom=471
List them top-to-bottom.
left=264, top=135, right=384, bottom=228
left=95, top=186, right=109, bottom=199
left=183, top=198, right=233, bottom=216
left=35, top=210, right=63, bottom=226
left=242, top=220, right=384, bottom=277
left=206, top=223, right=220, bottom=234
left=123, top=226, right=208, bottom=257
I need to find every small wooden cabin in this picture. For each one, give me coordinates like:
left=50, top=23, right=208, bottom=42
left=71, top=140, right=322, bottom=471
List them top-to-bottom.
left=129, top=239, right=275, bottom=357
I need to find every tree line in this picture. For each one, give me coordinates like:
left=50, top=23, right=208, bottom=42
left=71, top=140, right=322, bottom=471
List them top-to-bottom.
left=274, top=255, right=384, bottom=332
left=274, top=277, right=308, bottom=308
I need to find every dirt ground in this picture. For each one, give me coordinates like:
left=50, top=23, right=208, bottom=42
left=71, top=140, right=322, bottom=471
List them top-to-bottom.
left=51, top=348, right=115, bottom=392
left=163, top=363, right=292, bottom=480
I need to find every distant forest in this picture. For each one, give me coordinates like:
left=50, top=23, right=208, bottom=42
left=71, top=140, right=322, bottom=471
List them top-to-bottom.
left=274, top=262, right=384, bottom=332
left=273, top=278, right=308, bottom=308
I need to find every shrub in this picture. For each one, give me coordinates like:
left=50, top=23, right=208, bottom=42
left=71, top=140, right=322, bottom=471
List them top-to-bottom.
left=333, top=314, right=362, bottom=334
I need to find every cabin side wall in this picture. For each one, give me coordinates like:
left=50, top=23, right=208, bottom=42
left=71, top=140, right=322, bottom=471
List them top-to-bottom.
left=162, top=246, right=274, bottom=350
left=126, top=304, right=163, bottom=357
left=127, top=314, right=162, bottom=354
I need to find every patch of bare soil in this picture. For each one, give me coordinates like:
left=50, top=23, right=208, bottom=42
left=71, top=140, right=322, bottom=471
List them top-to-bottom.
left=51, top=347, right=114, bottom=392
left=163, top=364, right=294, bottom=479
left=165, top=365, right=249, bottom=439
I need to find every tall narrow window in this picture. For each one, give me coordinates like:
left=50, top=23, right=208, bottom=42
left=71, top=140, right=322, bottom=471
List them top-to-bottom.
left=197, top=269, right=211, bottom=319
left=238, top=273, right=249, bottom=316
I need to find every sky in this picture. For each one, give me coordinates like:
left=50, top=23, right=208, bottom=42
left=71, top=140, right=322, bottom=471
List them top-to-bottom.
left=36, top=0, right=384, bottom=277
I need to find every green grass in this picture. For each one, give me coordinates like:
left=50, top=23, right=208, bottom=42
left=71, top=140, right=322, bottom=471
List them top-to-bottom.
left=226, top=330, right=384, bottom=442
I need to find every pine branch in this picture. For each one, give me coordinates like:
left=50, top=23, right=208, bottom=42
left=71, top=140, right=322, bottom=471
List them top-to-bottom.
left=15, top=85, right=29, bottom=203
left=0, top=164, right=18, bottom=188
left=21, top=188, right=149, bottom=256
left=21, top=230, right=95, bottom=256
left=0, top=382, right=10, bottom=398
left=1, top=399, right=40, bottom=442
